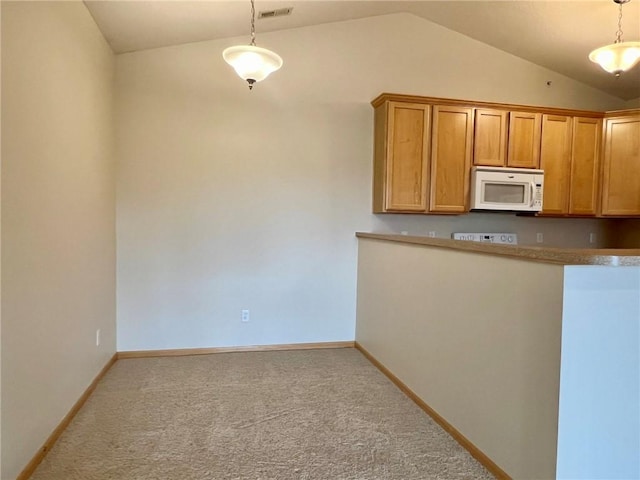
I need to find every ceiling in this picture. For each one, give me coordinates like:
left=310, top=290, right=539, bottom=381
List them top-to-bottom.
left=84, top=1, right=640, bottom=101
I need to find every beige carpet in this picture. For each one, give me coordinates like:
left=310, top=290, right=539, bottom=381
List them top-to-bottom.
left=31, top=348, right=495, bottom=479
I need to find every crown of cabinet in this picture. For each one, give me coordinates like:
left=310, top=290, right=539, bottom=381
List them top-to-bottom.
left=370, top=94, right=604, bottom=118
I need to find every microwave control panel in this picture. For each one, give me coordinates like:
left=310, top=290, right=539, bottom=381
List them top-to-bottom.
left=533, top=183, right=543, bottom=209
left=452, top=233, right=518, bottom=245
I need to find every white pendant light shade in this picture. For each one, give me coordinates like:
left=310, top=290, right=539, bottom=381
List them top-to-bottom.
left=222, top=0, right=284, bottom=90
left=589, top=0, right=640, bottom=76
left=589, top=41, right=640, bottom=75
left=223, top=45, right=283, bottom=87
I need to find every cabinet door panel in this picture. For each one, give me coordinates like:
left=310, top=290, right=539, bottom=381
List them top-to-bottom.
left=385, top=102, right=431, bottom=211
left=430, top=106, right=473, bottom=213
left=474, top=109, right=508, bottom=167
left=507, top=112, right=542, bottom=168
left=540, top=115, right=572, bottom=215
left=601, top=116, right=640, bottom=216
left=569, top=117, right=601, bottom=216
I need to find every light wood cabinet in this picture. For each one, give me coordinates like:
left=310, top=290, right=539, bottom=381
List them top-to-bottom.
left=370, top=93, right=639, bottom=218
left=372, top=101, right=431, bottom=212
left=430, top=106, right=474, bottom=213
left=473, top=109, right=508, bottom=167
left=507, top=112, right=542, bottom=169
left=600, top=114, right=640, bottom=216
left=539, top=115, right=602, bottom=217
left=540, top=115, right=572, bottom=215
left=569, top=117, right=602, bottom=216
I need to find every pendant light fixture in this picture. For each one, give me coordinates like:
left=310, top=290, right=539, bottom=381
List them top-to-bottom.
left=222, top=0, right=283, bottom=90
left=589, top=0, right=640, bottom=76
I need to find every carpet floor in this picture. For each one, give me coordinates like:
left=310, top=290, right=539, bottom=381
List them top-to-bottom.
left=31, top=348, right=495, bottom=479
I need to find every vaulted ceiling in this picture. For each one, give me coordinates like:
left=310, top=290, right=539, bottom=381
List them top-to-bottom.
left=84, top=1, right=640, bottom=101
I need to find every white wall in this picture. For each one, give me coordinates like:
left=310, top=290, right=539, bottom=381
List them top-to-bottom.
left=1, top=2, right=116, bottom=479
left=116, top=13, right=626, bottom=352
left=355, top=237, right=566, bottom=479
left=557, top=266, right=640, bottom=479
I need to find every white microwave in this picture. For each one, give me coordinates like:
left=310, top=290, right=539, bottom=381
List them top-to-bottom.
left=470, top=166, right=544, bottom=212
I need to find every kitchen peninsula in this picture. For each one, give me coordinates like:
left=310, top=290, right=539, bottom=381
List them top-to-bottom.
left=355, top=233, right=640, bottom=480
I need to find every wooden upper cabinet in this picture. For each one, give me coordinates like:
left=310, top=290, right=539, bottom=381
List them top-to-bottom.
left=369, top=93, right=639, bottom=218
left=372, top=101, right=431, bottom=212
left=430, top=106, right=474, bottom=213
left=473, top=109, right=508, bottom=167
left=507, top=112, right=542, bottom=168
left=601, top=114, right=640, bottom=216
left=540, top=115, right=572, bottom=215
left=569, top=117, right=602, bottom=216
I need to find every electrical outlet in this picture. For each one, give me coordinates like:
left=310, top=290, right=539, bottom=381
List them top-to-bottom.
left=428, top=231, right=436, bottom=238
left=536, top=233, right=544, bottom=243
left=589, top=233, right=597, bottom=244
left=241, top=309, right=250, bottom=322
left=96, top=329, right=101, bottom=347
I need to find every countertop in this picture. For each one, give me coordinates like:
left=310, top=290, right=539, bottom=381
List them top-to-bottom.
left=356, top=232, right=640, bottom=266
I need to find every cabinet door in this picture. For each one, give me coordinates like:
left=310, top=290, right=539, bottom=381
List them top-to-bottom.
left=374, top=102, right=431, bottom=212
left=430, top=106, right=473, bottom=213
left=473, top=109, right=508, bottom=167
left=507, top=111, right=542, bottom=168
left=540, top=115, right=572, bottom=215
left=601, top=115, right=640, bottom=216
left=569, top=117, right=602, bottom=216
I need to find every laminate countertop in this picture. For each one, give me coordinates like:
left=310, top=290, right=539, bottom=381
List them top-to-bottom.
left=356, top=232, right=640, bottom=266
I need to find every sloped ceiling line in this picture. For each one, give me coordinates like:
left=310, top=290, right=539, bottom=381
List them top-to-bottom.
left=84, top=1, right=640, bottom=100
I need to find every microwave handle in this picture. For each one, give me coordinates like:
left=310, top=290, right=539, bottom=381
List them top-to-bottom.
left=530, top=182, right=535, bottom=207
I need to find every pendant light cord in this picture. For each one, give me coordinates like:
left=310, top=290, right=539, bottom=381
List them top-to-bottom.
left=250, top=0, right=256, bottom=46
left=615, top=1, right=624, bottom=43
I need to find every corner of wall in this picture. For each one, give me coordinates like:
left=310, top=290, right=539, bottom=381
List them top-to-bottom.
left=1, top=2, right=117, bottom=478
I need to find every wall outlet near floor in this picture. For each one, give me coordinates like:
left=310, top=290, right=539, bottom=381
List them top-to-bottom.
left=428, top=231, right=436, bottom=238
left=536, top=233, right=544, bottom=243
left=589, top=233, right=597, bottom=244
left=241, top=309, right=250, bottom=322
left=96, top=329, right=101, bottom=347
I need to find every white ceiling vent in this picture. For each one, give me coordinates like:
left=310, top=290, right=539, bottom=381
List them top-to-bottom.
left=258, top=7, right=293, bottom=20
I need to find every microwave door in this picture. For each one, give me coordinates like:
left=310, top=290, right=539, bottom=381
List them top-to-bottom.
left=482, top=182, right=527, bottom=207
